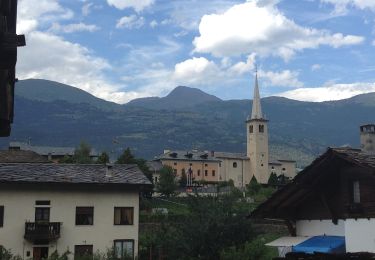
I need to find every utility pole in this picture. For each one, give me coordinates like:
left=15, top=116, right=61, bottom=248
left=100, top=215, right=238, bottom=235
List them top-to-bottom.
left=0, top=0, right=26, bottom=136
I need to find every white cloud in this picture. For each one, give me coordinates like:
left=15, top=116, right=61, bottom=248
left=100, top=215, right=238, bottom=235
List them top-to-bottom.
left=17, top=0, right=73, bottom=34
left=107, top=0, right=154, bottom=12
left=320, top=0, right=375, bottom=15
left=193, top=1, right=364, bottom=60
left=82, top=3, right=93, bottom=16
left=116, top=15, right=145, bottom=29
left=150, top=20, right=158, bottom=28
left=49, top=22, right=100, bottom=33
left=17, top=31, right=138, bottom=103
left=372, top=39, right=375, bottom=46
left=229, top=53, right=256, bottom=74
left=173, top=57, right=221, bottom=85
left=311, top=64, right=321, bottom=71
left=259, top=69, right=304, bottom=88
left=278, top=82, right=375, bottom=101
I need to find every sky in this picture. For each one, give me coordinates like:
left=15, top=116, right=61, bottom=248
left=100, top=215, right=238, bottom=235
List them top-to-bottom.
left=15, top=0, right=375, bottom=104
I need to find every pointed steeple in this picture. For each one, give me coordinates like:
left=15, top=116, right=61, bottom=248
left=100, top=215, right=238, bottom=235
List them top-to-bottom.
left=251, top=68, right=263, bottom=120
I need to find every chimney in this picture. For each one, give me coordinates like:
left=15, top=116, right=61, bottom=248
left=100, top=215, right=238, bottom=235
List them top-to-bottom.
left=360, top=124, right=375, bottom=154
left=163, top=149, right=170, bottom=154
left=211, top=151, right=215, bottom=157
left=105, top=163, right=114, bottom=178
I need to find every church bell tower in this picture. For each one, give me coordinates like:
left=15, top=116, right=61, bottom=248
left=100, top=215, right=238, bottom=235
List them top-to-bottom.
left=246, top=70, right=270, bottom=184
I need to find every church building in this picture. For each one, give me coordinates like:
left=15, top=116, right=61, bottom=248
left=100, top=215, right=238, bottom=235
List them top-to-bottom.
left=156, top=72, right=296, bottom=187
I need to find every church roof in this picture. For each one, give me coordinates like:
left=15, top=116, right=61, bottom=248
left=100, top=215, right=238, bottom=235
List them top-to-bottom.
left=250, top=71, right=263, bottom=120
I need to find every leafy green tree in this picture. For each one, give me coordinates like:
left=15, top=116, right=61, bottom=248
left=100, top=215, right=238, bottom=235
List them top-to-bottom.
left=74, top=141, right=92, bottom=164
left=96, top=152, right=110, bottom=164
left=157, top=166, right=178, bottom=197
left=141, top=195, right=255, bottom=259
left=220, top=236, right=278, bottom=260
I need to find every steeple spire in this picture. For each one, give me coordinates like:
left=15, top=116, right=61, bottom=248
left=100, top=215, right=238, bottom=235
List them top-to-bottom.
left=251, top=67, right=263, bottom=120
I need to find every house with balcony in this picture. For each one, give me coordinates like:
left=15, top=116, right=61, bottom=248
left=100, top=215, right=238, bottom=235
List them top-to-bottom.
left=251, top=124, right=375, bottom=258
left=0, top=163, right=151, bottom=260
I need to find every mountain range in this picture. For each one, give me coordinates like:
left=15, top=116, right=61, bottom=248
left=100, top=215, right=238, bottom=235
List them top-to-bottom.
left=2, top=79, right=375, bottom=167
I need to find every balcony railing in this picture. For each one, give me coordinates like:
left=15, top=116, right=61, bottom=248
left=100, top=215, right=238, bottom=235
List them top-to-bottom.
left=24, top=222, right=61, bottom=242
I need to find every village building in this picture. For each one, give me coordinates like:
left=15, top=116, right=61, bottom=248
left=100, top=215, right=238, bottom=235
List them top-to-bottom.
left=155, top=72, right=296, bottom=187
left=251, top=124, right=375, bottom=257
left=8, top=142, right=99, bottom=162
left=0, top=163, right=151, bottom=260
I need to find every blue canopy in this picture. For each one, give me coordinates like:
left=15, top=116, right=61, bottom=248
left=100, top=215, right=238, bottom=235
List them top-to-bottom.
left=292, top=236, right=346, bottom=254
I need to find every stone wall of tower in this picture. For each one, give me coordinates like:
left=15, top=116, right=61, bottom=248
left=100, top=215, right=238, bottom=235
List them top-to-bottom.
left=247, top=119, right=270, bottom=184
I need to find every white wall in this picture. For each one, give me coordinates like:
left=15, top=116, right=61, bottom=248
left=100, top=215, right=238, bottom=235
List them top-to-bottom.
left=218, top=158, right=251, bottom=187
left=0, top=189, right=139, bottom=259
left=345, top=219, right=375, bottom=253
left=296, top=220, right=345, bottom=236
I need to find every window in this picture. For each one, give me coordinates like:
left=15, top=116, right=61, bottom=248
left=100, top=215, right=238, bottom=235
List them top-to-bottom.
left=249, top=125, right=253, bottom=133
left=259, top=125, right=264, bottom=133
left=173, top=162, right=177, bottom=166
left=233, top=162, right=237, bottom=168
left=189, top=163, right=192, bottom=166
left=205, top=164, right=208, bottom=167
left=261, top=164, right=264, bottom=167
left=181, top=168, right=185, bottom=175
left=282, top=168, right=286, bottom=171
left=197, top=170, right=200, bottom=176
left=205, top=170, right=208, bottom=176
left=212, top=170, right=215, bottom=177
left=155, top=177, right=158, bottom=182
left=353, top=181, right=360, bottom=203
left=0, top=206, right=3, bottom=227
left=35, top=207, right=50, bottom=222
left=76, top=207, right=94, bottom=225
left=114, top=207, right=134, bottom=225
left=114, top=240, right=134, bottom=259
left=74, top=245, right=93, bottom=259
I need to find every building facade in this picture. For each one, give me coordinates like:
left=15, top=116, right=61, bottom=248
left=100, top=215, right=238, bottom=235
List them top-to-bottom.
left=156, top=72, right=296, bottom=186
left=251, top=124, right=375, bottom=256
left=0, top=163, right=151, bottom=260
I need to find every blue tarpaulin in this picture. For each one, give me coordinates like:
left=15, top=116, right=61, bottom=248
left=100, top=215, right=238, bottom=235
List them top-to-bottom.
left=292, top=236, right=346, bottom=254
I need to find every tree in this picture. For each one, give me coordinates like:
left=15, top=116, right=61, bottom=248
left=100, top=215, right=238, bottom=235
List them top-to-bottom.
left=74, top=141, right=92, bottom=164
left=116, top=147, right=136, bottom=164
left=96, top=152, right=109, bottom=164
left=58, top=155, right=74, bottom=164
left=157, top=166, right=177, bottom=197
left=179, top=171, right=187, bottom=187
left=267, top=172, right=278, bottom=186
left=246, top=176, right=261, bottom=196
left=140, top=195, right=255, bottom=259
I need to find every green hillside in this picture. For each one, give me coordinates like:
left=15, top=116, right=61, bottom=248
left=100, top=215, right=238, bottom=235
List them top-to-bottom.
left=4, top=79, right=375, bottom=167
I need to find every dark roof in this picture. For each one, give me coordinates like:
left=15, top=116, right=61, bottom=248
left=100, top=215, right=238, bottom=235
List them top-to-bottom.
left=9, top=142, right=99, bottom=157
left=250, top=147, right=375, bottom=219
left=0, top=150, right=49, bottom=163
left=158, top=150, right=221, bottom=162
left=214, top=152, right=249, bottom=160
left=146, top=160, right=163, bottom=171
left=0, top=163, right=151, bottom=186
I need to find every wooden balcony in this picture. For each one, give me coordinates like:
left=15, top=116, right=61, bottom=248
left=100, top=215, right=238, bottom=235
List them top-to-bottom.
left=24, top=222, right=61, bottom=242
